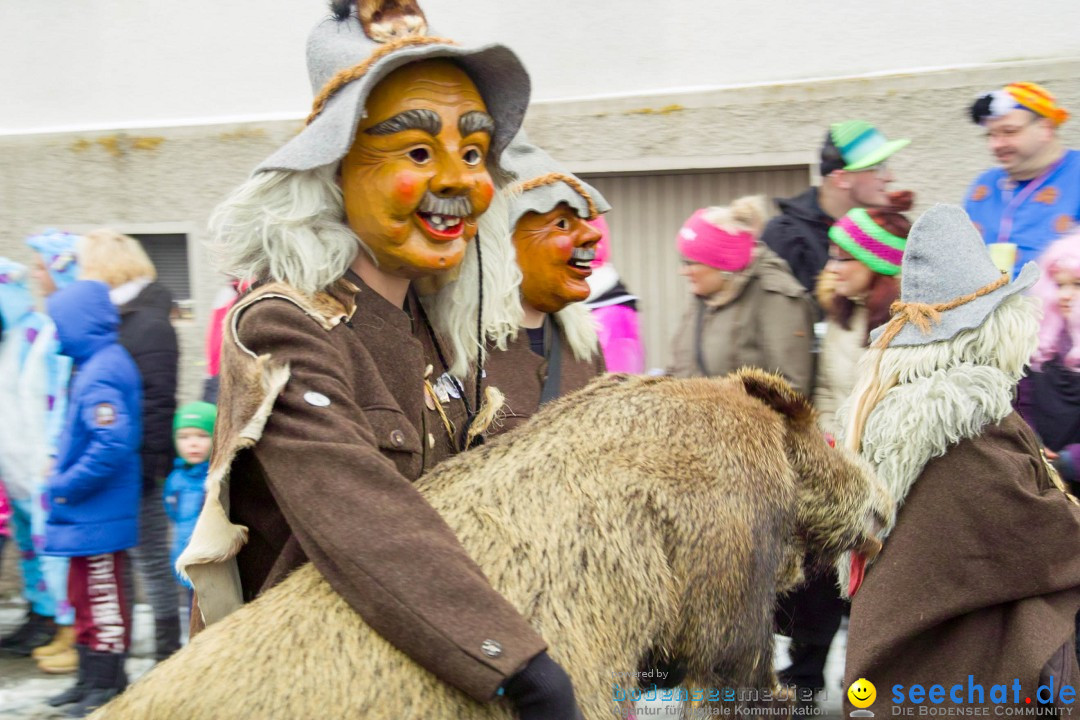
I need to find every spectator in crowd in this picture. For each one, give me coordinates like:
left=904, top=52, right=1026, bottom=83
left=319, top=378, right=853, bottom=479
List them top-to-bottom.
left=965, top=82, right=1080, bottom=274
left=762, top=120, right=909, bottom=299
left=814, top=191, right=913, bottom=434
left=775, top=192, right=912, bottom=700
left=667, top=195, right=816, bottom=395
left=584, top=216, right=645, bottom=374
left=78, top=229, right=181, bottom=662
left=1017, top=231, right=1080, bottom=489
left=0, top=234, right=79, bottom=662
left=202, top=279, right=249, bottom=404
left=43, top=280, right=142, bottom=716
left=163, top=402, right=216, bottom=607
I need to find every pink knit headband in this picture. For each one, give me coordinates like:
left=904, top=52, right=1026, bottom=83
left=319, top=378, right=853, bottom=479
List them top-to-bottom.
left=677, top=209, right=755, bottom=272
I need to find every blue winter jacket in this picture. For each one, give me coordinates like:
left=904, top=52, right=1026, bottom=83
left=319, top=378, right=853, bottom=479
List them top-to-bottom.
left=45, top=281, right=143, bottom=556
left=163, top=458, right=207, bottom=588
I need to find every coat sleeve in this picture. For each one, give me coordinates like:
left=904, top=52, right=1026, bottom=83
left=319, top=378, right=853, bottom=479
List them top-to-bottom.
left=757, top=286, right=816, bottom=396
left=234, top=301, right=547, bottom=702
left=50, top=378, right=137, bottom=505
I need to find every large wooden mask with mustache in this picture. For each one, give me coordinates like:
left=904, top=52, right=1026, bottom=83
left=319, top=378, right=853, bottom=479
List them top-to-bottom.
left=340, top=59, right=496, bottom=279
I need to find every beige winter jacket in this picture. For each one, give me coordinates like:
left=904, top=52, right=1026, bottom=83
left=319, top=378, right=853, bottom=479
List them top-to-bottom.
left=667, top=245, right=815, bottom=395
left=814, top=304, right=868, bottom=436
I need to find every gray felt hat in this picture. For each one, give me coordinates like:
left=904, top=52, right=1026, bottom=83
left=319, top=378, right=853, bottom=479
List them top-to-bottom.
left=255, top=15, right=530, bottom=174
left=500, top=132, right=611, bottom=228
left=868, top=203, right=1038, bottom=348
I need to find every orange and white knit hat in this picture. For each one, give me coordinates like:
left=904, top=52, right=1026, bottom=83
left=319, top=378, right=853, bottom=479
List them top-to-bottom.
left=971, top=81, right=1070, bottom=127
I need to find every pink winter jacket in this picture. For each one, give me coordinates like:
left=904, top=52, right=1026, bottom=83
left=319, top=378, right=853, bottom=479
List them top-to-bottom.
left=591, top=304, right=645, bottom=374
left=0, top=478, right=11, bottom=538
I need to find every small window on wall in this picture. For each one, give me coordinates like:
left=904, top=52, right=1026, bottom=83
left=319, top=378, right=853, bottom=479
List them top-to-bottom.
left=130, top=233, right=193, bottom=319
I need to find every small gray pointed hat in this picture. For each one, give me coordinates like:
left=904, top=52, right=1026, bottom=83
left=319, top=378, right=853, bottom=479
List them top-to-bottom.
left=256, top=12, right=530, bottom=174
left=499, top=131, right=611, bottom=227
left=869, top=203, right=1038, bottom=348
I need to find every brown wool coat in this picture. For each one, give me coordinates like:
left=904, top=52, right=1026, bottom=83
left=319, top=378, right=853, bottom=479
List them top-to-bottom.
left=666, top=246, right=816, bottom=396
left=188, top=275, right=546, bottom=703
left=482, top=323, right=605, bottom=437
left=845, top=413, right=1080, bottom=713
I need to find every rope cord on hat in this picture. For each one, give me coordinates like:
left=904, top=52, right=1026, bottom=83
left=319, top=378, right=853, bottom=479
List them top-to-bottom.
left=307, top=35, right=459, bottom=125
left=514, top=173, right=600, bottom=220
left=872, top=273, right=1010, bottom=350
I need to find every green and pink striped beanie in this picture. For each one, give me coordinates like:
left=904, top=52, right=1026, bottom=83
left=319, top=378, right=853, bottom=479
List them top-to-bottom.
left=827, top=191, right=914, bottom=276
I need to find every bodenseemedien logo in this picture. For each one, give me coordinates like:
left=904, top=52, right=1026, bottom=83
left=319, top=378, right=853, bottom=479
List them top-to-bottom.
left=849, top=678, right=877, bottom=718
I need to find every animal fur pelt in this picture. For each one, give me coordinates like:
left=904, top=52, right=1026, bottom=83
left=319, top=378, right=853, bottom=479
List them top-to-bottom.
left=332, top=0, right=428, bottom=41
left=94, top=370, right=889, bottom=720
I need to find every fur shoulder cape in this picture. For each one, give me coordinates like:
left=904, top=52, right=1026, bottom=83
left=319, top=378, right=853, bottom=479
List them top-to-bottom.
left=177, top=279, right=356, bottom=626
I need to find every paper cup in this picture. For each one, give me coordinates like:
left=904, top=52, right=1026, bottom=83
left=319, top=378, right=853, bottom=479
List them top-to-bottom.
left=989, top=243, right=1018, bottom=276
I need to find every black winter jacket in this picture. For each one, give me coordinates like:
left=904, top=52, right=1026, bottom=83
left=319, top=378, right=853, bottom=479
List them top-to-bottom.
left=760, top=187, right=835, bottom=297
left=118, top=282, right=179, bottom=488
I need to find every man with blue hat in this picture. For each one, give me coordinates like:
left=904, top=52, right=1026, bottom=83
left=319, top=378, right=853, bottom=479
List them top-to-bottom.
left=179, top=1, right=580, bottom=716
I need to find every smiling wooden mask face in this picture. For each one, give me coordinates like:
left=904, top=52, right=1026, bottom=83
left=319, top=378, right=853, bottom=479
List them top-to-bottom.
left=340, top=59, right=496, bottom=279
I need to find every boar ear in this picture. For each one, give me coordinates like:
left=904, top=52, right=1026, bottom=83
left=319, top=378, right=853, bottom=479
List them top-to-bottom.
left=734, top=367, right=815, bottom=426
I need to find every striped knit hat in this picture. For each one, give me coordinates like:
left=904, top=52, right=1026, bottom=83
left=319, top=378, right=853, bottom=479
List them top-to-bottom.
left=971, top=82, right=1070, bottom=127
left=821, top=120, right=910, bottom=175
left=828, top=191, right=915, bottom=276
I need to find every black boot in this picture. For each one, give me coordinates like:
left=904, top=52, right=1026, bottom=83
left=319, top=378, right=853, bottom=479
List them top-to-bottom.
left=0, top=610, right=57, bottom=655
left=154, top=614, right=181, bottom=661
left=48, top=645, right=91, bottom=707
left=65, top=651, right=127, bottom=718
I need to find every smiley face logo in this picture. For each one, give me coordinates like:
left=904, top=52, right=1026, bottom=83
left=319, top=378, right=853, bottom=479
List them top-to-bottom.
left=848, top=678, right=876, bottom=708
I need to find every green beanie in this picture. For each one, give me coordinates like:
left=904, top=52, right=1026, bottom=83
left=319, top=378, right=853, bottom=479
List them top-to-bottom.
left=174, top=401, right=217, bottom=436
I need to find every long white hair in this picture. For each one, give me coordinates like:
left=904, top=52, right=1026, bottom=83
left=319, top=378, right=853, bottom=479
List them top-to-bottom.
left=208, top=166, right=362, bottom=296
left=424, top=187, right=600, bottom=378
left=842, top=294, right=1041, bottom=453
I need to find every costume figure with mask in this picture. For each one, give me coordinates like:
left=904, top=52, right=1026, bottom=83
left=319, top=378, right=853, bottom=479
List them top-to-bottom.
left=178, top=2, right=581, bottom=716
left=429, top=133, right=608, bottom=437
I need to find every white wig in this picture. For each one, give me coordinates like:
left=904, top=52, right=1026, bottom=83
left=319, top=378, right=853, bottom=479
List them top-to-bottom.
left=208, top=166, right=364, bottom=296
left=424, top=186, right=600, bottom=378
left=842, top=294, right=1041, bottom=454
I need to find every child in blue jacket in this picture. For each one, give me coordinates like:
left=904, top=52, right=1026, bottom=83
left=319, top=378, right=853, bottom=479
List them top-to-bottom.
left=44, top=280, right=142, bottom=717
left=163, top=402, right=215, bottom=604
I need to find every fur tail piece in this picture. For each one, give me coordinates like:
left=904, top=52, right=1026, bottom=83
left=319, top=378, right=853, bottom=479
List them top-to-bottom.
left=357, top=0, right=428, bottom=42
left=466, top=386, right=505, bottom=448
left=176, top=486, right=249, bottom=580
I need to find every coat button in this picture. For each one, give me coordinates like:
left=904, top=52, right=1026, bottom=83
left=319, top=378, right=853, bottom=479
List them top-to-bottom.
left=389, top=429, right=406, bottom=448
left=481, top=639, right=502, bottom=658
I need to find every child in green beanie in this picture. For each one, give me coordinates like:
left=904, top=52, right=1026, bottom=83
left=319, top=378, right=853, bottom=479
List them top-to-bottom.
left=163, top=402, right=216, bottom=601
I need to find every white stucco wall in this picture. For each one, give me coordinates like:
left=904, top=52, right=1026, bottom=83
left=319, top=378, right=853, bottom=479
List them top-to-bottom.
left=4, top=0, right=1080, bottom=133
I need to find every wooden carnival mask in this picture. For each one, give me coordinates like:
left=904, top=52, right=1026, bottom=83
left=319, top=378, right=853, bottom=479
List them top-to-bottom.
left=340, top=59, right=496, bottom=279
left=513, top=203, right=602, bottom=314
